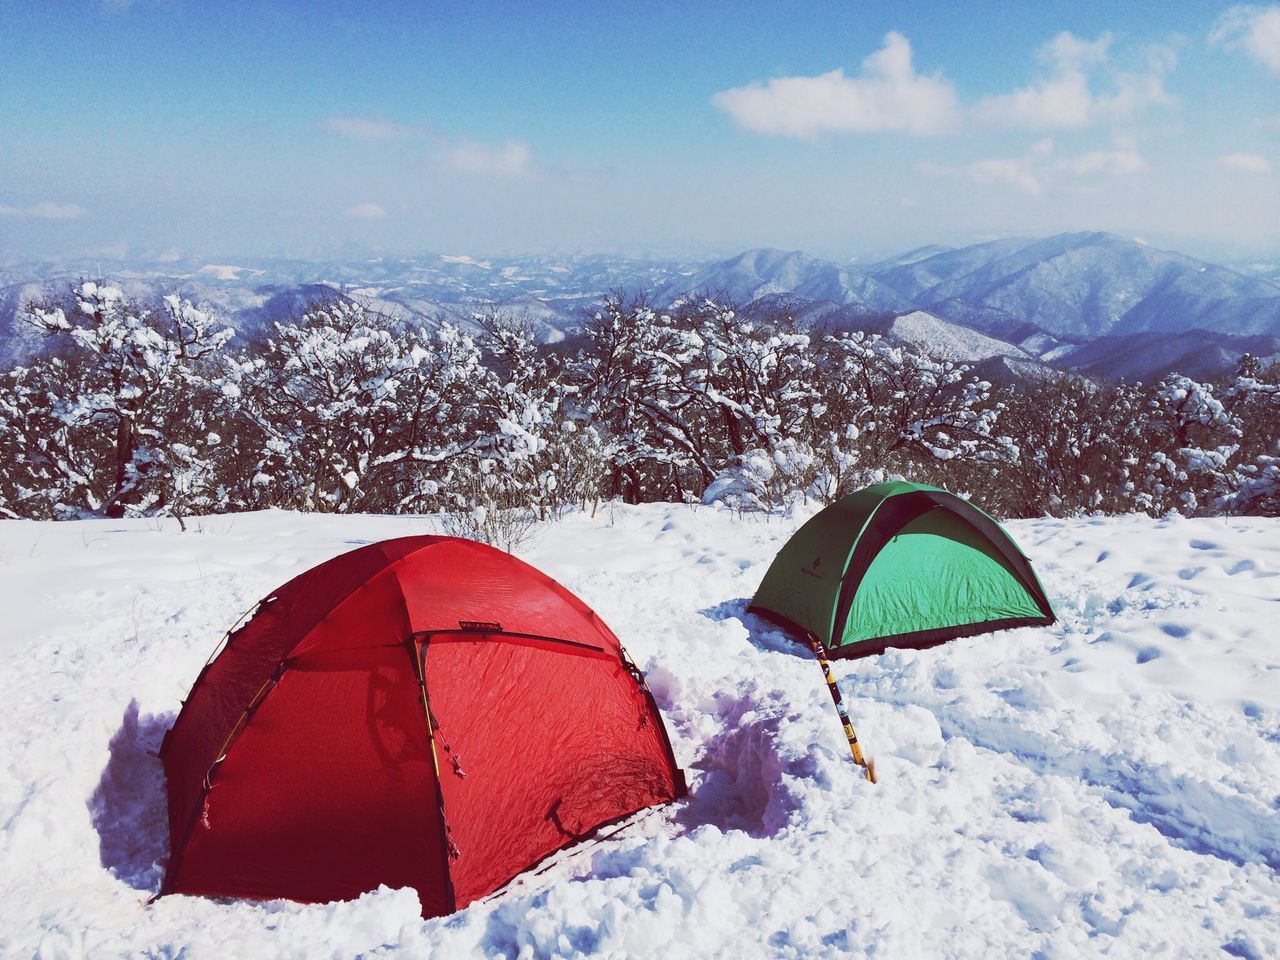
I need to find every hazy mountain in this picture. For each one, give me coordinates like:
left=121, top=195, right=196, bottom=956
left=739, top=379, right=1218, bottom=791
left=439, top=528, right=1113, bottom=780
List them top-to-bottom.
left=866, top=232, right=1280, bottom=338
left=658, top=233, right=1280, bottom=341
left=4, top=235, right=1280, bottom=380
left=868, top=237, right=1033, bottom=300
left=864, top=244, right=955, bottom=271
left=656, top=248, right=906, bottom=312
left=0, top=252, right=704, bottom=360
left=1229, top=260, right=1280, bottom=283
left=739, top=293, right=889, bottom=331
left=919, top=297, right=1063, bottom=348
left=863, top=310, right=1037, bottom=364
left=1059, top=330, right=1280, bottom=383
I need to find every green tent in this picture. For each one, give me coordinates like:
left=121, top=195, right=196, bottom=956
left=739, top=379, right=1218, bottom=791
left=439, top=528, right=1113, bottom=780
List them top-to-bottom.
left=749, top=481, right=1055, bottom=660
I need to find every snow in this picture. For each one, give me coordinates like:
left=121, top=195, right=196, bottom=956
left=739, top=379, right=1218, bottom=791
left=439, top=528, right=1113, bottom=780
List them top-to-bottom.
left=196, top=265, right=248, bottom=281
left=885, top=310, right=1031, bottom=362
left=1, top=506, right=1278, bottom=957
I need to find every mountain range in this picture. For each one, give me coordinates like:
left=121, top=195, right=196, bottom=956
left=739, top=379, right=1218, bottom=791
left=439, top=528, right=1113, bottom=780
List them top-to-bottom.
left=3, top=232, right=1278, bottom=382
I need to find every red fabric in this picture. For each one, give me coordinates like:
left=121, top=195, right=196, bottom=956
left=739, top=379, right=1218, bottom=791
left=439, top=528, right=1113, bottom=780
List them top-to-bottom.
left=161, top=536, right=682, bottom=917
left=161, top=541, right=405, bottom=863
left=424, top=635, right=679, bottom=907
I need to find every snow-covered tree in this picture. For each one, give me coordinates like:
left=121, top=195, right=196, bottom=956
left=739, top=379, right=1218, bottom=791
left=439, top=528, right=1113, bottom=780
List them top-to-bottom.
left=6, top=282, right=1273, bottom=526
left=0, top=283, right=233, bottom=520
left=573, top=295, right=714, bottom=501
left=579, top=296, right=827, bottom=507
left=233, top=297, right=487, bottom=513
left=683, top=300, right=817, bottom=453
left=685, top=300, right=829, bottom=508
left=463, top=312, right=608, bottom=524
left=804, top=331, right=1013, bottom=498
left=1216, top=356, right=1280, bottom=516
left=1136, top=374, right=1242, bottom=515
left=996, top=375, right=1149, bottom=516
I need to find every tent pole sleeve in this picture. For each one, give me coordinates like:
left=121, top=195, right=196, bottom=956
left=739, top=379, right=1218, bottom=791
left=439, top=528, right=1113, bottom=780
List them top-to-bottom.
left=809, top=634, right=876, bottom=784
left=407, top=636, right=459, bottom=912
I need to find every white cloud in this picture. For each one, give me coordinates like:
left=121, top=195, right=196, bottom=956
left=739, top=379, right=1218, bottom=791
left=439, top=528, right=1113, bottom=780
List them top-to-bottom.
left=1210, top=5, right=1280, bottom=74
left=714, top=31, right=1173, bottom=140
left=1040, top=31, right=1112, bottom=68
left=711, top=32, right=962, bottom=138
left=973, top=32, right=1173, bottom=130
left=321, top=114, right=536, bottom=178
left=322, top=115, right=415, bottom=141
left=919, top=138, right=1147, bottom=195
left=443, top=139, right=534, bottom=177
left=1057, top=145, right=1147, bottom=176
left=1219, top=152, right=1272, bottom=173
left=961, top=156, right=1046, bottom=194
left=0, top=201, right=87, bottom=219
left=29, top=201, right=87, bottom=220
left=346, top=202, right=388, bottom=220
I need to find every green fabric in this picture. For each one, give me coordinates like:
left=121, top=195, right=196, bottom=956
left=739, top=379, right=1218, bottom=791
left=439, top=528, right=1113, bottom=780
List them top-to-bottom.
left=750, top=480, right=1050, bottom=650
left=750, top=481, right=948, bottom=642
left=838, top=508, right=1045, bottom=647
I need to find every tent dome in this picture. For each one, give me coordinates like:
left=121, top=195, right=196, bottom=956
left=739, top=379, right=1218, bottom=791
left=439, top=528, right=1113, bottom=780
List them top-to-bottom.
left=750, top=481, right=1054, bottom=659
left=160, top=536, right=684, bottom=917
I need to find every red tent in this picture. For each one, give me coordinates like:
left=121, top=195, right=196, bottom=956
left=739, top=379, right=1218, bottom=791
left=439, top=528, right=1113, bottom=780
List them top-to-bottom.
left=159, top=535, right=685, bottom=917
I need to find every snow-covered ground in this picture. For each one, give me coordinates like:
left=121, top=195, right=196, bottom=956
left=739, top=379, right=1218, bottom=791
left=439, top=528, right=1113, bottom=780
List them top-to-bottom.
left=1, top=505, right=1277, bottom=958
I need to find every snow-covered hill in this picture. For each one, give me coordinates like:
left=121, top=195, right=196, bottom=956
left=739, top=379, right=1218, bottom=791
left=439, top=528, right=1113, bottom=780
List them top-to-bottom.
left=866, top=233, right=1280, bottom=339
left=3, top=234, right=1280, bottom=377
left=655, top=248, right=907, bottom=313
left=0, top=253, right=703, bottom=361
left=867, top=310, right=1038, bottom=363
left=1062, top=330, right=1280, bottom=383
left=2, top=507, right=1277, bottom=957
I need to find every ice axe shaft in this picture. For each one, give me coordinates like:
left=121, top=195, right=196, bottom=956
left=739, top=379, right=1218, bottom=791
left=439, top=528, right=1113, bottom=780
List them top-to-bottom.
left=809, top=635, right=876, bottom=783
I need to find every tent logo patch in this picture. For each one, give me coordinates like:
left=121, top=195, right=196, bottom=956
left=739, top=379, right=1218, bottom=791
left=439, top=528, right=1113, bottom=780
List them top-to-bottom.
left=802, top=556, right=824, bottom=579
left=459, top=620, right=503, bottom=632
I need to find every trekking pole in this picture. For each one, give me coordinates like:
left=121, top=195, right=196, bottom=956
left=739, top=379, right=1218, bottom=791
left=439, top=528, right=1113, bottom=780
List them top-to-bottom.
left=809, top=634, right=876, bottom=784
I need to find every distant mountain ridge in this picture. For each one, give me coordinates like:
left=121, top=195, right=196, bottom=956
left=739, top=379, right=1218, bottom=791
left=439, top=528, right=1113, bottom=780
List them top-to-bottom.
left=669, top=232, right=1280, bottom=340
left=864, top=232, right=1280, bottom=338
left=3, top=233, right=1278, bottom=381
left=654, top=248, right=910, bottom=313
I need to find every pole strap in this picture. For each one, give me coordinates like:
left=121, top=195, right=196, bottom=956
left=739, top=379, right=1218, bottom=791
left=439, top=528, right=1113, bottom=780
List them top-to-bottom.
left=428, top=706, right=466, bottom=778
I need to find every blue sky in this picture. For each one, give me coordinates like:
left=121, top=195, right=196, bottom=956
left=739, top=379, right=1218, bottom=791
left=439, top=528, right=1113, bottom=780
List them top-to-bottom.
left=1, top=0, right=1277, bottom=260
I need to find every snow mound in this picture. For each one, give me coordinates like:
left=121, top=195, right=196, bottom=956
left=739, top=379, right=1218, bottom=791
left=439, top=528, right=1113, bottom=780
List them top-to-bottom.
left=1, top=508, right=1277, bottom=957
